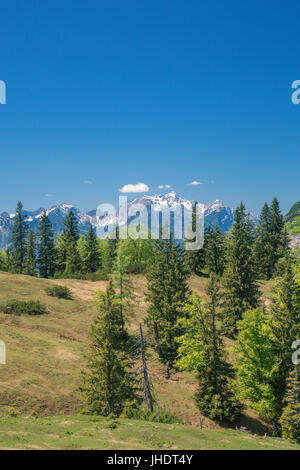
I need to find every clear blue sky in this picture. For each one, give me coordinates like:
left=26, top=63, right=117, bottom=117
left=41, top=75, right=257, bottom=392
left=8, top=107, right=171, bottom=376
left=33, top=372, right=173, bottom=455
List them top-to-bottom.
left=0, top=0, right=300, bottom=214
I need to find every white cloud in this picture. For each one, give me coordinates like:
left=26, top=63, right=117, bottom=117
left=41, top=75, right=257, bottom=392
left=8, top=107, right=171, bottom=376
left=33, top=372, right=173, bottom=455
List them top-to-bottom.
left=83, top=180, right=92, bottom=185
left=187, top=181, right=203, bottom=186
left=119, top=182, right=149, bottom=193
left=158, top=184, right=172, bottom=189
left=44, top=193, right=53, bottom=197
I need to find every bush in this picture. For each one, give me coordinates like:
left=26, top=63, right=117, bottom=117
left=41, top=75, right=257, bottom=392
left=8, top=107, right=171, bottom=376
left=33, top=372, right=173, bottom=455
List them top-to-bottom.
left=45, top=285, right=73, bottom=299
left=2, top=300, right=48, bottom=315
left=122, top=403, right=182, bottom=424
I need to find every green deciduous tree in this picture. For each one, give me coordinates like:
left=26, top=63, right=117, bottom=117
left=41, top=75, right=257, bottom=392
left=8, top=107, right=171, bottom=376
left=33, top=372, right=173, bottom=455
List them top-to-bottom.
left=176, top=276, right=242, bottom=422
left=234, top=308, right=277, bottom=422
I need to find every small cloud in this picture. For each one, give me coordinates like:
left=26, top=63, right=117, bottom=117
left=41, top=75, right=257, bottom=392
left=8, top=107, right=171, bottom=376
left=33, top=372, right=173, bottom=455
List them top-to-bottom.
left=83, top=180, right=92, bottom=185
left=187, top=181, right=203, bottom=186
left=119, top=182, right=149, bottom=193
left=158, top=184, right=172, bottom=189
left=44, top=193, right=53, bottom=198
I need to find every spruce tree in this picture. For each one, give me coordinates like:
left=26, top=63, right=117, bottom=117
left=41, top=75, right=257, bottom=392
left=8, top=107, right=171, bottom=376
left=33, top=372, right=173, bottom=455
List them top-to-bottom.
left=269, top=197, right=285, bottom=270
left=10, top=201, right=28, bottom=273
left=185, top=202, right=206, bottom=276
left=221, top=202, right=260, bottom=338
left=253, top=202, right=274, bottom=279
left=57, top=209, right=81, bottom=274
left=37, top=211, right=56, bottom=278
left=205, top=224, right=226, bottom=276
left=83, top=226, right=101, bottom=273
left=25, top=230, right=36, bottom=276
left=146, top=237, right=190, bottom=376
left=269, top=258, right=300, bottom=425
left=176, top=276, right=242, bottom=422
left=80, top=281, right=136, bottom=415
left=234, top=308, right=277, bottom=422
left=279, top=367, right=300, bottom=442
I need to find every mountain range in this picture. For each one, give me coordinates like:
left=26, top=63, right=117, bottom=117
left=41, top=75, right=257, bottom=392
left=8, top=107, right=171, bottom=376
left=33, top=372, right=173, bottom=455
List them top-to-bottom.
left=0, top=192, right=256, bottom=250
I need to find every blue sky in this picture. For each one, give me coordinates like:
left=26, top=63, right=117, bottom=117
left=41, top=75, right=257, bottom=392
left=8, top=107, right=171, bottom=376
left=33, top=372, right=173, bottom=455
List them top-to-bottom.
left=0, top=0, right=300, bottom=214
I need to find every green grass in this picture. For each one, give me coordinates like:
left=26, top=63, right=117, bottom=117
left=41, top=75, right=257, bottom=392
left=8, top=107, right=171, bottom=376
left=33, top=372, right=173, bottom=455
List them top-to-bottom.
left=0, top=270, right=292, bottom=449
left=0, top=414, right=299, bottom=450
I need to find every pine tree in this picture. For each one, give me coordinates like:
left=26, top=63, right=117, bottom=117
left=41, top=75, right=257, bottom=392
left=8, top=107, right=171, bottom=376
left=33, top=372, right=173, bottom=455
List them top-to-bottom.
left=270, top=197, right=285, bottom=270
left=10, top=201, right=28, bottom=273
left=185, top=202, right=206, bottom=275
left=221, top=202, right=260, bottom=338
left=253, top=202, right=274, bottom=279
left=57, top=209, right=81, bottom=274
left=37, top=211, right=56, bottom=278
left=205, top=224, right=226, bottom=276
left=83, top=226, right=101, bottom=273
left=103, top=226, right=119, bottom=274
left=25, top=230, right=36, bottom=276
left=146, top=237, right=190, bottom=375
left=113, top=245, right=136, bottom=331
left=269, top=258, right=300, bottom=425
left=176, top=276, right=242, bottom=422
left=80, top=281, right=137, bottom=416
left=234, top=308, right=277, bottom=422
left=280, top=367, right=300, bottom=442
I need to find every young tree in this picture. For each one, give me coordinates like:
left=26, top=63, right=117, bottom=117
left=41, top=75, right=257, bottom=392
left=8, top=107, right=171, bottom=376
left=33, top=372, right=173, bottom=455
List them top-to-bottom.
left=270, top=197, right=285, bottom=265
left=10, top=201, right=28, bottom=273
left=221, top=202, right=260, bottom=338
left=253, top=202, right=274, bottom=279
left=37, top=211, right=56, bottom=278
left=205, top=224, right=226, bottom=276
left=83, top=226, right=101, bottom=273
left=25, top=230, right=36, bottom=276
left=146, top=237, right=190, bottom=376
left=269, top=258, right=300, bottom=425
left=176, top=277, right=242, bottom=422
left=80, top=281, right=137, bottom=415
left=234, top=309, right=277, bottom=422
left=279, top=367, right=300, bottom=442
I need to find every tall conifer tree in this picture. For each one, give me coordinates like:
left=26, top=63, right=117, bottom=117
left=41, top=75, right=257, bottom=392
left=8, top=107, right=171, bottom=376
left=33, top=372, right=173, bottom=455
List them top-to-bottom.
left=10, top=201, right=28, bottom=273
left=221, top=202, right=259, bottom=338
left=37, top=211, right=56, bottom=278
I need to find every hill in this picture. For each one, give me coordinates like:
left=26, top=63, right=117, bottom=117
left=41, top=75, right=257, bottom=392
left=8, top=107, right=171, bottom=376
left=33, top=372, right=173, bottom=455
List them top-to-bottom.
left=0, top=271, right=288, bottom=445
left=0, top=414, right=299, bottom=450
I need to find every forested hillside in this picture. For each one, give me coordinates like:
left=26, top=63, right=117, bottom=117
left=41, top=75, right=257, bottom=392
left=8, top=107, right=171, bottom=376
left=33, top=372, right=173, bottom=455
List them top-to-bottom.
left=0, top=196, right=299, bottom=448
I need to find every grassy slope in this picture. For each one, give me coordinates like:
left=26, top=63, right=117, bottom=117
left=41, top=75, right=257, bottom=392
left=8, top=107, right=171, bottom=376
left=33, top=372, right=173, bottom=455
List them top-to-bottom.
left=0, top=271, right=294, bottom=449
left=0, top=414, right=299, bottom=450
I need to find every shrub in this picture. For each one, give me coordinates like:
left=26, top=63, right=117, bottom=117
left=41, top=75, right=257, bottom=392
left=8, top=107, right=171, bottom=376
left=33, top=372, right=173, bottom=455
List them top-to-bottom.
left=45, top=284, right=73, bottom=300
left=2, top=300, right=47, bottom=315
left=122, top=403, right=182, bottom=424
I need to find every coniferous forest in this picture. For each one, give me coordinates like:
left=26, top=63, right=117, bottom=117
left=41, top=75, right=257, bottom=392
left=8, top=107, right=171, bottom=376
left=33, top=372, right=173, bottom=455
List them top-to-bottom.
left=1, top=197, right=299, bottom=443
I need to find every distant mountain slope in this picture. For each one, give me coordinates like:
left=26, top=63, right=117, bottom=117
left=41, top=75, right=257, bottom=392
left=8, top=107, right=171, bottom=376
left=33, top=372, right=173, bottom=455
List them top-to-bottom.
left=0, top=193, right=256, bottom=250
